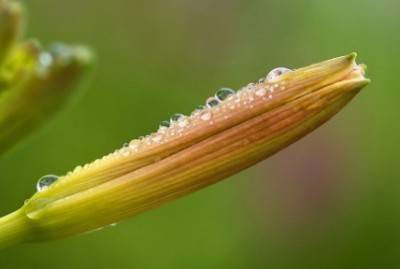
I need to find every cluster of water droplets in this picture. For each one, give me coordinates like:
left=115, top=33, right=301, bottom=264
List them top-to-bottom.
left=35, top=67, right=292, bottom=191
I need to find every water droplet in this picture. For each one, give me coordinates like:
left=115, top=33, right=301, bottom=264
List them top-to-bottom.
left=49, top=42, right=72, bottom=65
left=50, top=42, right=67, bottom=54
left=37, top=52, right=53, bottom=75
left=38, top=52, right=53, bottom=68
left=266, top=67, right=292, bottom=81
left=247, top=83, right=256, bottom=89
left=215, top=88, right=235, bottom=102
left=255, top=88, right=267, bottom=97
left=206, top=97, right=220, bottom=108
left=191, top=105, right=205, bottom=116
left=200, top=111, right=212, bottom=121
left=170, top=113, right=185, bottom=122
left=177, top=117, right=188, bottom=128
left=159, top=120, right=170, bottom=130
left=152, top=134, right=163, bottom=143
left=129, top=139, right=140, bottom=150
left=121, top=147, right=130, bottom=156
left=74, top=165, right=82, bottom=173
left=36, top=175, right=59, bottom=192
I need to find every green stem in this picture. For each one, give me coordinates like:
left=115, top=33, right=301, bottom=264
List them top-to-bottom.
left=0, top=209, right=32, bottom=249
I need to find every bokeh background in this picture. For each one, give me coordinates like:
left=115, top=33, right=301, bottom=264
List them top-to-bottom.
left=1, top=0, right=399, bottom=268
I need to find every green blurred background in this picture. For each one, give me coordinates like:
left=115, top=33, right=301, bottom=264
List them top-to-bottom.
left=1, top=0, right=399, bottom=268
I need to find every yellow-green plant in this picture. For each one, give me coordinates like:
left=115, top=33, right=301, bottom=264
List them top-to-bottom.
left=0, top=0, right=93, bottom=154
left=0, top=49, right=369, bottom=248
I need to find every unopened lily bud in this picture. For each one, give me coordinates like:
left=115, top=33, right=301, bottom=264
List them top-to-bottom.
left=0, top=53, right=369, bottom=248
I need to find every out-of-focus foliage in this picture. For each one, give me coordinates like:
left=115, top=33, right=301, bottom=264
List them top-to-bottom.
left=0, top=0, right=398, bottom=269
left=0, top=0, right=93, bottom=155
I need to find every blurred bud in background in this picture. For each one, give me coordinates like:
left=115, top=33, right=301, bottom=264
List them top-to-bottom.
left=0, top=0, right=93, bottom=156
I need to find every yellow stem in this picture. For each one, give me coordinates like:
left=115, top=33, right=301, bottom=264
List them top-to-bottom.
left=0, top=209, right=32, bottom=249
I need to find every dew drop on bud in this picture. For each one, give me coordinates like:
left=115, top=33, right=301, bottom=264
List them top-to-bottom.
left=266, top=67, right=292, bottom=81
left=247, top=83, right=256, bottom=88
left=215, top=88, right=235, bottom=102
left=255, top=88, right=267, bottom=97
left=206, top=97, right=220, bottom=108
left=191, top=105, right=205, bottom=116
left=196, top=105, right=205, bottom=110
left=200, top=111, right=212, bottom=121
left=170, top=113, right=185, bottom=122
left=177, top=118, right=188, bottom=128
left=159, top=120, right=170, bottom=129
left=152, top=134, right=163, bottom=143
left=129, top=139, right=141, bottom=150
left=36, top=175, right=59, bottom=192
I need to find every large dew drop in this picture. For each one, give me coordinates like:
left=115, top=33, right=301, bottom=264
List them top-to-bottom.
left=266, top=67, right=292, bottom=81
left=215, top=88, right=235, bottom=101
left=36, top=175, right=59, bottom=192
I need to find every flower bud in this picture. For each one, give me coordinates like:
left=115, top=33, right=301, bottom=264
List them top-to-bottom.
left=0, top=53, right=369, bottom=248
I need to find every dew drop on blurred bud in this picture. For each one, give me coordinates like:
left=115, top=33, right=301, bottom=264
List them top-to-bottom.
left=49, top=42, right=72, bottom=65
left=36, top=52, right=53, bottom=75
left=38, top=52, right=53, bottom=67
left=266, top=67, right=292, bottom=81
left=215, top=88, right=235, bottom=102
left=206, top=97, right=220, bottom=108
left=36, top=175, right=59, bottom=192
